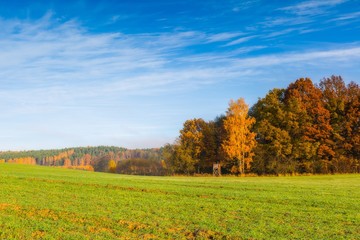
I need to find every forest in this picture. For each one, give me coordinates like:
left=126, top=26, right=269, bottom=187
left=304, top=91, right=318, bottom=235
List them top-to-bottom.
left=1, top=76, right=359, bottom=176
left=162, top=76, right=359, bottom=175
left=0, top=146, right=163, bottom=174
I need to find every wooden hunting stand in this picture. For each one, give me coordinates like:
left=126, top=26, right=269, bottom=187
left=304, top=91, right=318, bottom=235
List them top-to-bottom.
left=213, top=163, right=221, bottom=177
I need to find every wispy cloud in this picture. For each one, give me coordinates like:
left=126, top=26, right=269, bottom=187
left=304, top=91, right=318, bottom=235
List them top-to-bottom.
left=232, top=0, right=260, bottom=12
left=259, top=0, right=353, bottom=36
left=279, top=0, right=348, bottom=16
left=328, top=11, right=360, bottom=22
left=1, top=14, right=359, bottom=100
left=105, top=14, right=130, bottom=25
left=261, top=16, right=313, bottom=28
left=261, top=27, right=315, bottom=38
left=206, top=32, right=244, bottom=43
left=223, top=36, right=256, bottom=46
left=232, top=47, right=360, bottom=68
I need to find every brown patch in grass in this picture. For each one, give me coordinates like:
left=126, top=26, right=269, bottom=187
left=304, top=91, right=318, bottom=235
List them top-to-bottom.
left=0, top=203, right=21, bottom=211
left=118, top=219, right=148, bottom=232
left=185, top=228, right=224, bottom=240
left=31, top=230, right=46, bottom=239
left=142, top=233, right=158, bottom=239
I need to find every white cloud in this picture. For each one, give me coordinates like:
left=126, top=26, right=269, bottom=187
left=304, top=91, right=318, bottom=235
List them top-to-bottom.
left=232, top=0, right=260, bottom=12
left=279, top=0, right=348, bottom=16
left=328, top=11, right=360, bottom=22
left=106, top=15, right=130, bottom=24
left=261, top=16, right=313, bottom=27
left=263, top=28, right=306, bottom=38
left=206, top=32, right=244, bottom=43
left=223, top=36, right=257, bottom=46
left=232, top=47, right=360, bottom=68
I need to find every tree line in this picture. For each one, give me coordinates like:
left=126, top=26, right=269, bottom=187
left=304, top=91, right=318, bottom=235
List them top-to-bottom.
left=1, top=76, right=358, bottom=176
left=162, top=76, right=359, bottom=175
left=0, top=146, right=163, bottom=174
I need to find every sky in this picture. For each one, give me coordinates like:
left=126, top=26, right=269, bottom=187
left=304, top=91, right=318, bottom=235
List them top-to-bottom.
left=0, top=0, right=359, bottom=151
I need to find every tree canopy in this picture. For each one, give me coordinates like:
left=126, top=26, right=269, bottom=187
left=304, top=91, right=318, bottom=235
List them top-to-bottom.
left=163, top=76, right=359, bottom=175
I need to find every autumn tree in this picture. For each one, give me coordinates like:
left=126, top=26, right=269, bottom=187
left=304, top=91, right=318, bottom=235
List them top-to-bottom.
left=319, top=77, right=360, bottom=172
left=285, top=78, right=334, bottom=172
left=344, top=81, right=360, bottom=161
left=250, top=89, right=294, bottom=175
left=222, top=98, right=256, bottom=175
left=213, top=115, right=227, bottom=167
left=178, top=118, right=207, bottom=173
left=198, top=120, right=218, bottom=172
left=160, top=140, right=196, bottom=174
left=161, top=144, right=177, bottom=174
left=83, top=153, right=92, bottom=166
left=93, top=155, right=112, bottom=172
left=63, top=158, right=71, bottom=167
left=116, top=158, right=166, bottom=175
left=108, top=159, right=117, bottom=173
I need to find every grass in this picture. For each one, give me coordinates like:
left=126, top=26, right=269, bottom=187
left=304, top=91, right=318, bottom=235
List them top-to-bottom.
left=0, top=163, right=359, bottom=239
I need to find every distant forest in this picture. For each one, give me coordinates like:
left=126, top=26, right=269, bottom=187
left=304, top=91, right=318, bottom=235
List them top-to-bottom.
left=1, top=76, right=359, bottom=176
left=0, top=146, right=164, bottom=175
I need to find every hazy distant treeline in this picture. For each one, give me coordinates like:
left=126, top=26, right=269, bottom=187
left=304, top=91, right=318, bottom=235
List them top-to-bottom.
left=0, top=146, right=163, bottom=174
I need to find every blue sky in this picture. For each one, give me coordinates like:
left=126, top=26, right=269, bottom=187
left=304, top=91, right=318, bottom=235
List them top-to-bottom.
left=1, top=0, right=359, bottom=150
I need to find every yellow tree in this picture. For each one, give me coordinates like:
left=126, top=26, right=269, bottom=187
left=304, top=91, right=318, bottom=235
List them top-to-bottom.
left=222, top=98, right=257, bottom=175
left=108, top=159, right=117, bottom=173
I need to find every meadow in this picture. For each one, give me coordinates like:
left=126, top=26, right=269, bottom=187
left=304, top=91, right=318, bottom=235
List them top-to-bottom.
left=0, top=164, right=359, bottom=239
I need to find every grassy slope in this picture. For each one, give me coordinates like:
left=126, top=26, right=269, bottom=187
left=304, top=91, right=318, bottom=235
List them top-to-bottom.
left=0, top=164, right=359, bottom=239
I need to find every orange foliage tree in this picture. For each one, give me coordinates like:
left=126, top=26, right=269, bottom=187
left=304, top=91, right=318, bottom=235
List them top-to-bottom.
left=285, top=78, right=334, bottom=172
left=222, top=98, right=256, bottom=175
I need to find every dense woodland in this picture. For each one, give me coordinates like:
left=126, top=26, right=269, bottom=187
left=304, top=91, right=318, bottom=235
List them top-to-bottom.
left=1, top=76, right=359, bottom=176
left=162, top=76, right=360, bottom=175
left=0, top=146, right=163, bottom=174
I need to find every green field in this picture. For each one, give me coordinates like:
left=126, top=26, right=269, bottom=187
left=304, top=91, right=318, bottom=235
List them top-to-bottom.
left=0, top=164, right=359, bottom=239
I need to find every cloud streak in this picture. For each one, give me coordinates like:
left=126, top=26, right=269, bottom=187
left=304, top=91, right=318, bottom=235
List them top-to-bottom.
left=279, top=0, right=347, bottom=16
left=328, top=11, right=360, bottom=22
left=206, top=32, right=244, bottom=43
left=223, top=36, right=257, bottom=46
